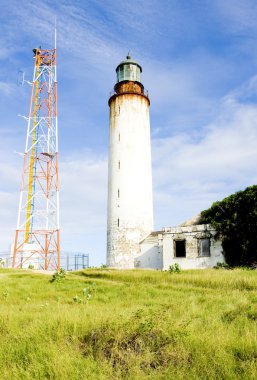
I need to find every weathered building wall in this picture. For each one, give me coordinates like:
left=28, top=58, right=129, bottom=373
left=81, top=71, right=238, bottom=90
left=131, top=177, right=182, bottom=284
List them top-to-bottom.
left=107, top=92, right=153, bottom=268
left=162, top=224, right=225, bottom=270
left=134, top=225, right=225, bottom=270
left=136, top=232, right=163, bottom=269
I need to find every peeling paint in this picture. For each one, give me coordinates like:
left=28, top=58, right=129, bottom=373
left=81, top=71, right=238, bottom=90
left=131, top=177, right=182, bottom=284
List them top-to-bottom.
left=107, top=83, right=153, bottom=269
left=139, top=225, right=225, bottom=270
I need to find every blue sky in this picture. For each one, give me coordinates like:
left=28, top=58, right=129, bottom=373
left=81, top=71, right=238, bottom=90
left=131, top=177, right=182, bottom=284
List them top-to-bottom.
left=1, top=0, right=257, bottom=265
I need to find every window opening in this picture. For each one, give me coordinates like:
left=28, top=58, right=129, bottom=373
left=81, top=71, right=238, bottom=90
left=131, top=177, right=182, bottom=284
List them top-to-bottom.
left=118, top=161, right=120, bottom=169
left=118, top=189, right=120, bottom=198
left=117, top=218, right=119, bottom=227
left=199, top=238, right=210, bottom=257
left=174, top=240, right=186, bottom=258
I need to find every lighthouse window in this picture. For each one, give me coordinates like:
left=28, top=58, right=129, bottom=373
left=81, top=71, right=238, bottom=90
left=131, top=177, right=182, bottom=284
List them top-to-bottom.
left=124, top=65, right=133, bottom=80
left=131, top=65, right=136, bottom=80
left=118, top=67, right=124, bottom=81
left=118, top=133, right=120, bottom=141
left=118, top=161, right=120, bottom=169
left=118, top=189, right=120, bottom=198
left=117, top=218, right=120, bottom=227
left=174, top=240, right=186, bottom=258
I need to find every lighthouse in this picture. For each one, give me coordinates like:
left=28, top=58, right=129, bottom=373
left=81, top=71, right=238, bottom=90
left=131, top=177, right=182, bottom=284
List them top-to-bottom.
left=107, top=55, right=153, bottom=268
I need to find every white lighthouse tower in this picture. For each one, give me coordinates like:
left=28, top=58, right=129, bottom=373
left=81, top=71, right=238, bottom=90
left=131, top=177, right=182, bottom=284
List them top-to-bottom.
left=107, top=55, right=153, bottom=268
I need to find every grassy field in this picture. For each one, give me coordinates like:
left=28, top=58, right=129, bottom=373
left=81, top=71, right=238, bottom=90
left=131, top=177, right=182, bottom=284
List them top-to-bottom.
left=0, top=268, right=257, bottom=379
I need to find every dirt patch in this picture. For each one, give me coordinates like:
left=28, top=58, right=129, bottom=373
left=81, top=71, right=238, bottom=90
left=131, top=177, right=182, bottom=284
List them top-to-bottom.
left=31, top=270, right=55, bottom=275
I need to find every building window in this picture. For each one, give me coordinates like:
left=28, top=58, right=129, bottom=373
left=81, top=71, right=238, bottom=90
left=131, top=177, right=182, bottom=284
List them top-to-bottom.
left=118, top=133, right=120, bottom=142
left=118, top=161, right=120, bottom=169
left=118, top=189, right=120, bottom=198
left=117, top=218, right=119, bottom=227
left=199, top=239, right=211, bottom=257
left=174, top=240, right=186, bottom=258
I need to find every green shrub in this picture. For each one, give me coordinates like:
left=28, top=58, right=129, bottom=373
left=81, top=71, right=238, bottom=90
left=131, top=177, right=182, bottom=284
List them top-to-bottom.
left=200, top=185, right=257, bottom=266
left=213, top=262, right=230, bottom=270
left=168, top=263, right=181, bottom=273
left=50, top=268, right=66, bottom=283
left=73, top=282, right=97, bottom=304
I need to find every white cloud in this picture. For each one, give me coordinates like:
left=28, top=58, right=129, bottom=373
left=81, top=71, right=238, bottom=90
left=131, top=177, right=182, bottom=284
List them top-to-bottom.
left=1, top=0, right=257, bottom=266
left=1, top=0, right=123, bottom=70
left=214, top=0, right=257, bottom=33
left=0, top=47, right=9, bottom=60
left=1, top=75, right=257, bottom=264
left=224, top=75, right=257, bottom=103
left=152, top=79, right=257, bottom=228
left=0, top=82, right=16, bottom=96
left=0, top=151, right=108, bottom=265
left=59, top=153, right=107, bottom=236
left=0, top=191, right=19, bottom=253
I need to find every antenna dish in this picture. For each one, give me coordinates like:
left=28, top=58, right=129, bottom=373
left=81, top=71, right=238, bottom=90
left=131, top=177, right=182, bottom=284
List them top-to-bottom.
left=17, top=70, right=32, bottom=86
left=18, top=70, right=25, bottom=86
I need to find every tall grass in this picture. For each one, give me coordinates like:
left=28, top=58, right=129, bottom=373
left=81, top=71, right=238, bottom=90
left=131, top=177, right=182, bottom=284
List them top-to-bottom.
left=0, top=268, right=257, bottom=379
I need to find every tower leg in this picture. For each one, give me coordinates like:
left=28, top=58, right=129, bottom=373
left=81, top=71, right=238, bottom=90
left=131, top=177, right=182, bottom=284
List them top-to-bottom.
left=12, top=230, right=19, bottom=268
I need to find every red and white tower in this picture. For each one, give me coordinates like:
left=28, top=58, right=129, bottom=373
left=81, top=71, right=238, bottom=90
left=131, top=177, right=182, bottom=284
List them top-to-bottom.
left=12, top=45, right=60, bottom=270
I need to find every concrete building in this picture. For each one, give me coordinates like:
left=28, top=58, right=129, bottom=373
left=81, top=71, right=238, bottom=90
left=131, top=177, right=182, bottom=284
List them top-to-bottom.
left=107, top=56, right=225, bottom=270
left=138, top=223, right=225, bottom=270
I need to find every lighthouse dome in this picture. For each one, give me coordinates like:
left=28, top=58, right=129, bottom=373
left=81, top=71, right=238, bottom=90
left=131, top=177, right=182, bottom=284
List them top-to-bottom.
left=116, top=54, right=142, bottom=83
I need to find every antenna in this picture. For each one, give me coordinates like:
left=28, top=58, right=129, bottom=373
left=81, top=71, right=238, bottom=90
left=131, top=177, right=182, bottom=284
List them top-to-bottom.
left=54, top=17, right=57, bottom=50
left=13, top=44, right=60, bottom=271
left=18, top=70, right=32, bottom=86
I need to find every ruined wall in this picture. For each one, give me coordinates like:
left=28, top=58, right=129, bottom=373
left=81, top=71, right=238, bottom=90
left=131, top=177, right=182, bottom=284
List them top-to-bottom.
left=135, top=224, right=224, bottom=270
left=162, top=224, right=225, bottom=270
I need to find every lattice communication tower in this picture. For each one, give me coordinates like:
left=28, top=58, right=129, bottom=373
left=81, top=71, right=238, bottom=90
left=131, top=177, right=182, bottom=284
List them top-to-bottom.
left=12, top=46, right=60, bottom=270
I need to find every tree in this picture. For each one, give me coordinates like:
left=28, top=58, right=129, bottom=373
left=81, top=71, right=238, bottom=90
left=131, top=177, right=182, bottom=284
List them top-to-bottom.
left=199, top=185, right=257, bottom=266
